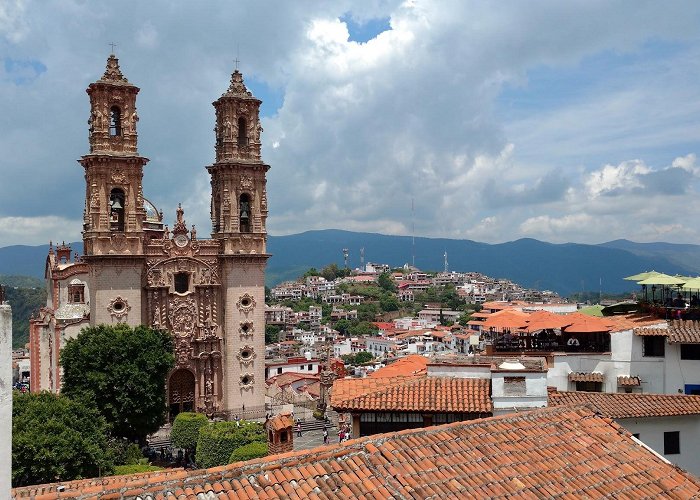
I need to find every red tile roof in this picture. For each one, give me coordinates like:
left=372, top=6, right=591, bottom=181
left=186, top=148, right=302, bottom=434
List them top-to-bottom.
left=635, top=320, right=700, bottom=343
left=368, top=354, right=428, bottom=378
left=568, top=372, right=604, bottom=382
left=332, top=376, right=492, bottom=413
left=617, top=376, right=641, bottom=387
left=549, top=390, right=700, bottom=418
left=14, top=406, right=700, bottom=499
left=266, top=413, right=293, bottom=432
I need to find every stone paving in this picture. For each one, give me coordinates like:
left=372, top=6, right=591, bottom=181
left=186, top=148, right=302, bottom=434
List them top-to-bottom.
left=293, top=423, right=339, bottom=451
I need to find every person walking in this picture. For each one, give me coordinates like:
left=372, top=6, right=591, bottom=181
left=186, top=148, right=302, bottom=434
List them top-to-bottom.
left=296, top=420, right=302, bottom=437
left=323, top=428, right=329, bottom=444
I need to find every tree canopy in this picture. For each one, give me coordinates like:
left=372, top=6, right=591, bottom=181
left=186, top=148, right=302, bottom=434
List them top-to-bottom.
left=60, top=323, right=175, bottom=443
left=12, top=391, right=114, bottom=487
left=170, top=412, right=209, bottom=452
left=196, top=421, right=266, bottom=469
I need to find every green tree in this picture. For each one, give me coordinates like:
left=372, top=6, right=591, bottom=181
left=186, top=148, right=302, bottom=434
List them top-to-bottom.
left=303, top=267, right=320, bottom=278
left=377, top=272, right=396, bottom=293
left=379, top=293, right=400, bottom=312
left=356, top=302, right=380, bottom=321
left=458, top=311, right=472, bottom=327
left=334, top=318, right=352, bottom=335
left=347, top=321, right=379, bottom=337
left=60, top=324, right=175, bottom=444
left=265, top=324, right=280, bottom=344
left=354, top=351, right=374, bottom=364
left=12, top=391, right=114, bottom=487
left=170, top=412, right=209, bottom=452
left=196, top=421, right=266, bottom=468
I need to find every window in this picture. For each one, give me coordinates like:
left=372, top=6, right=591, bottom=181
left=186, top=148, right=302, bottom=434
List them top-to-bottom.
left=109, top=106, right=121, bottom=136
left=237, top=117, right=248, bottom=146
left=109, top=188, right=125, bottom=231
left=239, top=194, right=251, bottom=232
left=174, top=272, right=189, bottom=294
left=68, top=284, right=85, bottom=304
left=643, top=336, right=665, bottom=357
left=680, top=344, right=700, bottom=360
left=308, top=364, right=313, bottom=371
left=277, top=367, right=282, bottom=375
left=503, top=377, right=526, bottom=396
left=575, top=381, right=603, bottom=392
left=664, top=431, right=680, bottom=455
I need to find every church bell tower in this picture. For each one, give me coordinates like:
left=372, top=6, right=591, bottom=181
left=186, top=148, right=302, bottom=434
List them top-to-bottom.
left=79, top=54, right=148, bottom=326
left=80, top=54, right=148, bottom=257
left=208, top=68, right=269, bottom=412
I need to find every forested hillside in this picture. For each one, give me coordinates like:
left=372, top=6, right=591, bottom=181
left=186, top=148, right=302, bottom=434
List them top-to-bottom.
left=1, top=275, right=45, bottom=348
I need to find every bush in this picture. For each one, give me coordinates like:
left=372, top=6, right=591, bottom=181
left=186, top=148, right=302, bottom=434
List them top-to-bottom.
left=170, top=412, right=208, bottom=451
left=196, top=421, right=265, bottom=469
left=109, top=441, right=143, bottom=466
left=228, top=442, right=268, bottom=463
left=113, top=464, right=164, bottom=475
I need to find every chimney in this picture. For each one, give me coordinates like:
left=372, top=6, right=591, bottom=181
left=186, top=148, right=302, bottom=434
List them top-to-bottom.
left=265, top=412, right=294, bottom=455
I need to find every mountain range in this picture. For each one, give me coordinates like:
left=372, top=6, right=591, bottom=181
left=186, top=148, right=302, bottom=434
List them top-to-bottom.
left=1, top=230, right=698, bottom=296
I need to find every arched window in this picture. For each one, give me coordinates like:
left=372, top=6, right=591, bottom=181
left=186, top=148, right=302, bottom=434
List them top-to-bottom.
left=109, top=106, right=121, bottom=136
left=237, top=117, right=247, bottom=146
left=109, top=188, right=125, bottom=231
left=239, top=193, right=251, bottom=233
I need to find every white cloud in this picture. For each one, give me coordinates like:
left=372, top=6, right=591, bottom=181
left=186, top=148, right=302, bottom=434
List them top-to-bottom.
left=2, top=1, right=700, bottom=249
left=0, top=216, right=82, bottom=247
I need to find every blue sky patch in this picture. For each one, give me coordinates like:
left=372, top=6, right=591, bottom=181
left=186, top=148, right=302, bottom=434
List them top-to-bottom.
left=340, top=13, right=391, bottom=43
left=4, top=58, right=47, bottom=85
left=246, top=76, right=284, bottom=118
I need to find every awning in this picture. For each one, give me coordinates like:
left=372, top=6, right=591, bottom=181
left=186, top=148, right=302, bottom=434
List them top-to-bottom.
left=568, top=372, right=604, bottom=383
left=617, top=376, right=641, bottom=387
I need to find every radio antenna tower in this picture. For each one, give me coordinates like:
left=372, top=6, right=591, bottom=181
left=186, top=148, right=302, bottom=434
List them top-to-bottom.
left=411, top=198, right=415, bottom=268
left=360, top=247, right=365, bottom=272
left=342, top=248, right=349, bottom=270
left=444, top=251, right=448, bottom=273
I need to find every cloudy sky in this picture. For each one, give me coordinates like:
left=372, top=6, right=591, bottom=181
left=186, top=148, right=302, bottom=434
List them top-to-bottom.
left=2, top=0, right=700, bottom=248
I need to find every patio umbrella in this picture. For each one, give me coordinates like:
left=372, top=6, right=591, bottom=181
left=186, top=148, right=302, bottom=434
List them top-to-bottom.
left=624, top=270, right=660, bottom=281
left=637, top=273, right=686, bottom=286
left=681, top=277, right=700, bottom=291
left=482, top=309, right=529, bottom=331
left=524, top=310, right=573, bottom=332
left=561, top=313, right=614, bottom=333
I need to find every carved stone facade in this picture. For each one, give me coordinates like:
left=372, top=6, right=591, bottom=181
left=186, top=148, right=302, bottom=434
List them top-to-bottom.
left=29, top=55, right=269, bottom=420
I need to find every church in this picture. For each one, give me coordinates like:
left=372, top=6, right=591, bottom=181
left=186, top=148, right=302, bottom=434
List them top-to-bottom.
left=29, top=54, right=269, bottom=420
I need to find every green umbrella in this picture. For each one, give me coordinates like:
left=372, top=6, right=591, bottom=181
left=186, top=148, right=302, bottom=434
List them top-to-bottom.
left=624, top=271, right=660, bottom=281
left=637, top=273, right=686, bottom=286
left=681, top=277, right=700, bottom=291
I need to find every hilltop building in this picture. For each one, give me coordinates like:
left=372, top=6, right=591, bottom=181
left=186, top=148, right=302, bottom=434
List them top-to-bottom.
left=29, top=55, right=270, bottom=420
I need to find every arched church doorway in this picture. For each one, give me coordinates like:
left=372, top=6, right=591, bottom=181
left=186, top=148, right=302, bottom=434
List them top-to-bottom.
left=169, top=369, right=195, bottom=421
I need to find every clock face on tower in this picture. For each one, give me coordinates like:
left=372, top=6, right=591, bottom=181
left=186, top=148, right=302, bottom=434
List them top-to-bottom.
left=174, top=234, right=188, bottom=248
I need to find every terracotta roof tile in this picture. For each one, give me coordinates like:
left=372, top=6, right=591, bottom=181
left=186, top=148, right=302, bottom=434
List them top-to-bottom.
left=635, top=319, right=700, bottom=343
left=368, top=354, right=428, bottom=378
left=568, top=372, right=604, bottom=382
left=617, top=376, right=641, bottom=387
left=549, top=390, right=700, bottom=418
left=13, top=407, right=700, bottom=499
left=266, top=412, right=293, bottom=432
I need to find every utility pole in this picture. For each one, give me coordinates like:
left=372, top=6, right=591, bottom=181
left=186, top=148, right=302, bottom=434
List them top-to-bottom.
left=342, top=248, right=349, bottom=270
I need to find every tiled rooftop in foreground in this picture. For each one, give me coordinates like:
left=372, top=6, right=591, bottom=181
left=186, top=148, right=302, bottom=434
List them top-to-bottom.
left=12, top=406, right=700, bottom=499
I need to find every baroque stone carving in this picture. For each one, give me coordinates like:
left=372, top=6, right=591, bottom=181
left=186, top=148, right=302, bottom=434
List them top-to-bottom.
left=111, top=169, right=127, bottom=184
left=240, top=175, right=253, bottom=190
left=236, top=293, right=256, bottom=312
left=168, top=295, right=197, bottom=338
left=107, top=296, right=131, bottom=319
left=238, top=321, right=254, bottom=337
left=237, top=346, right=256, bottom=365
left=239, top=373, right=254, bottom=389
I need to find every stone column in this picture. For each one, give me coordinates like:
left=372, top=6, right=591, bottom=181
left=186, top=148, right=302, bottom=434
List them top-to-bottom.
left=0, top=298, right=12, bottom=496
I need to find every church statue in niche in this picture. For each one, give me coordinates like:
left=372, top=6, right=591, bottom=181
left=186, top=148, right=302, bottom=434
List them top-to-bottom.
left=29, top=54, right=270, bottom=423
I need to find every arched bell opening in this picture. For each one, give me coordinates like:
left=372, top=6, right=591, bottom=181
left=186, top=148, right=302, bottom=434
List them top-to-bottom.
left=109, top=105, right=122, bottom=136
left=237, top=116, right=247, bottom=146
left=109, top=188, right=125, bottom=231
left=239, top=193, right=251, bottom=233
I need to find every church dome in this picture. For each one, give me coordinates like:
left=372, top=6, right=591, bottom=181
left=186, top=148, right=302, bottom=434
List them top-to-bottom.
left=144, top=198, right=161, bottom=222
